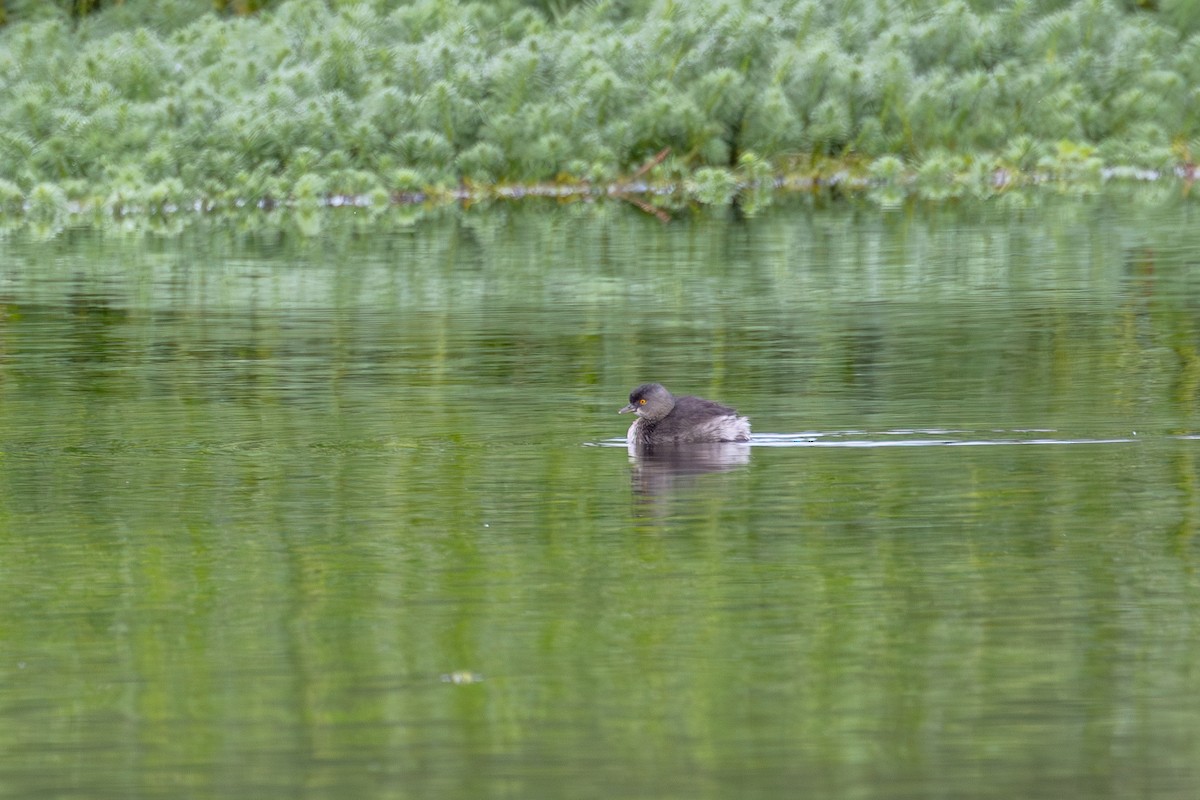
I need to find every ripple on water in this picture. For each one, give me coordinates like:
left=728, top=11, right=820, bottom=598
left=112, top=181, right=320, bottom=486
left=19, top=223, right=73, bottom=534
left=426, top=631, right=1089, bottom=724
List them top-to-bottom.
left=592, top=430, right=1146, bottom=448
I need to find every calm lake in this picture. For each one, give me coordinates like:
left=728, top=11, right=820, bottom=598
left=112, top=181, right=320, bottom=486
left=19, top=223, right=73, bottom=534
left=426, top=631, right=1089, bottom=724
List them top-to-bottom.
left=2, top=192, right=1199, bottom=798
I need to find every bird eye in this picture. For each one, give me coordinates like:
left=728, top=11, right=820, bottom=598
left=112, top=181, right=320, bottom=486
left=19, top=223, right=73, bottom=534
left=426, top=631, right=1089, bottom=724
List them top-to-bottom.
left=639, top=398, right=646, bottom=405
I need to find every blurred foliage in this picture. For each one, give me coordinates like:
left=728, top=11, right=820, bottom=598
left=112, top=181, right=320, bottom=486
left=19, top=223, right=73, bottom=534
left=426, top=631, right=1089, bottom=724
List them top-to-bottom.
left=0, top=0, right=1198, bottom=223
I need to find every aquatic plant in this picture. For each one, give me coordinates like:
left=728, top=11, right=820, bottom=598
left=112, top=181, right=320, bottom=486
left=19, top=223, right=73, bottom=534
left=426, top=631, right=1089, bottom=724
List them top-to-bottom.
left=0, top=0, right=1197, bottom=229
left=397, top=130, right=455, bottom=182
left=455, top=142, right=507, bottom=185
left=915, top=151, right=965, bottom=201
left=867, top=155, right=908, bottom=208
left=689, top=167, right=738, bottom=206
left=390, top=168, right=427, bottom=194
left=290, top=171, right=325, bottom=205
left=145, top=177, right=187, bottom=214
left=0, top=178, right=22, bottom=214
left=26, top=181, right=69, bottom=228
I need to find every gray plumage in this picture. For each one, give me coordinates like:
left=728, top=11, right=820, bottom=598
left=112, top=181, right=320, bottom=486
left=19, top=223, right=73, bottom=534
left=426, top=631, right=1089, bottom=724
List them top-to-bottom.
left=619, top=383, right=751, bottom=445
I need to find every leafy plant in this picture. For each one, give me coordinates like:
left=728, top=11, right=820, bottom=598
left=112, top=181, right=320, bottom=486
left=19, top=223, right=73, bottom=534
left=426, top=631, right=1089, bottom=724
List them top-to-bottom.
left=0, top=0, right=1197, bottom=227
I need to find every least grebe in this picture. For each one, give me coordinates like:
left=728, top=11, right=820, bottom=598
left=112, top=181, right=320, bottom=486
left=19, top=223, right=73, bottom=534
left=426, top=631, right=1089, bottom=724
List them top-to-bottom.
left=619, top=383, right=751, bottom=445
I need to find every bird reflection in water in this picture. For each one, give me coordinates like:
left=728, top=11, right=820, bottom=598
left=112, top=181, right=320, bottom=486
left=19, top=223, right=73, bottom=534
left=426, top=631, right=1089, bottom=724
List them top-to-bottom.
left=626, top=440, right=751, bottom=498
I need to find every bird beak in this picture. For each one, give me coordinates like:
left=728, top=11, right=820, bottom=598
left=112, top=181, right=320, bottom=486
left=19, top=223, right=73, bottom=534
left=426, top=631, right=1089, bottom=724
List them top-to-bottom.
left=618, top=403, right=636, bottom=414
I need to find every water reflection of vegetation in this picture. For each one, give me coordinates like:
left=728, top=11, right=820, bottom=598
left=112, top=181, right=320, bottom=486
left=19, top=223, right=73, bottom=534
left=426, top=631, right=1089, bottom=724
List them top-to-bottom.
left=1, top=0, right=1199, bottom=233
left=6, top=194, right=1200, bottom=438
left=3, top=198, right=1200, bottom=795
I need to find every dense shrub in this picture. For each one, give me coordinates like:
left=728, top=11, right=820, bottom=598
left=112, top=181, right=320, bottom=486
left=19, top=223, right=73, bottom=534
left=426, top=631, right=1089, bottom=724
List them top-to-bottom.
left=0, top=0, right=1196, bottom=216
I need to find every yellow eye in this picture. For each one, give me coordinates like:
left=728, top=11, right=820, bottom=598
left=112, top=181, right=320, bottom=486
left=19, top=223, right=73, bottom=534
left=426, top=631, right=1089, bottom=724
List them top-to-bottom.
left=639, top=398, right=646, bottom=405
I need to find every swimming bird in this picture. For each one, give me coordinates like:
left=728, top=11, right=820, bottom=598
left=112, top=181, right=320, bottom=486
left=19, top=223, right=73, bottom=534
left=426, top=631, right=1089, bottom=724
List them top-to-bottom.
left=619, top=383, right=751, bottom=445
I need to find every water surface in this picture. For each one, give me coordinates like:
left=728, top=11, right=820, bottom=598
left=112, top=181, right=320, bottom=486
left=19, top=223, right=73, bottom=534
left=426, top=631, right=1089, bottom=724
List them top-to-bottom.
left=2, top=195, right=1199, bottom=798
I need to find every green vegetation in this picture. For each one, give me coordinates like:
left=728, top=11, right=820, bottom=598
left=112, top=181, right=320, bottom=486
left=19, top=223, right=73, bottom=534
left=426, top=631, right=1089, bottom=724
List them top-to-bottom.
left=0, top=0, right=1199, bottom=231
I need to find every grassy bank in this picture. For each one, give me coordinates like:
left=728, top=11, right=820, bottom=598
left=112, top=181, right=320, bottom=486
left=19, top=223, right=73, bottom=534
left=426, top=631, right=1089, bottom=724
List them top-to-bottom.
left=1, top=0, right=1198, bottom=231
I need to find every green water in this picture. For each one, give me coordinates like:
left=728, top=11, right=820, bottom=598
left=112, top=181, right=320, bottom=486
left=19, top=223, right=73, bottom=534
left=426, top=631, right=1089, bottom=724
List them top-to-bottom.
left=2, top=195, right=1200, bottom=798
